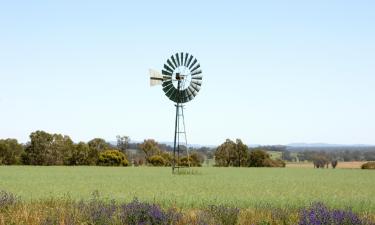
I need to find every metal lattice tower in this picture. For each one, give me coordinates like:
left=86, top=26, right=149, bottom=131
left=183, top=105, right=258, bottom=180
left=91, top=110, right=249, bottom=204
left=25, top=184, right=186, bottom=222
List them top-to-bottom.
left=149, top=52, right=202, bottom=173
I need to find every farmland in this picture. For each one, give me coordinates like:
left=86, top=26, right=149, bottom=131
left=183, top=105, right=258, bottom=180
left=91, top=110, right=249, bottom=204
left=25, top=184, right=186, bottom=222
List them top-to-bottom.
left=0, top=166, right=374, bottom=212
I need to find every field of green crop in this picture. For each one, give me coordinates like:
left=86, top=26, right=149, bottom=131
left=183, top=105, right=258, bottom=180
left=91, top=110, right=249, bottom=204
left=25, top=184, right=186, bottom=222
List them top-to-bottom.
left=0, top=166, right=374, bottom=212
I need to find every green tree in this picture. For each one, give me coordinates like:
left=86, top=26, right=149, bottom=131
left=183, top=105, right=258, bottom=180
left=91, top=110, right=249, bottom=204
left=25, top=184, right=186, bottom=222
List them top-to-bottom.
left=23, top=131, right=73, bottom=165
left=116, top=135, right=130, bottom=154
left=87, top=138, right=110, bottom=165
left=0, top=139, right=24, bottom=165
left=139, top=139, right=160, bottom=163
left=214, top=139, right=236, bottom=166
left=234, top=139, right=249, bottom=167
left=68, top=142, right=91, bottom=165
left=98, top=150, right=129, bottom=166
left=248, top=150, right=270, bottom=167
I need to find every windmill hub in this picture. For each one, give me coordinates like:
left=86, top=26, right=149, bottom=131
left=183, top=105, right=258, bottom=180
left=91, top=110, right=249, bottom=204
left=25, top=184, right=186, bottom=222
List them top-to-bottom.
left=149, top=52, right=203, bottom=173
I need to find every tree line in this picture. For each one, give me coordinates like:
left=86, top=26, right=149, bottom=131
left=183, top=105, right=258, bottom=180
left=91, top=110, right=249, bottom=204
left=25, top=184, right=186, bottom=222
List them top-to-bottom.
left=0, top=131, right=204, bottom=167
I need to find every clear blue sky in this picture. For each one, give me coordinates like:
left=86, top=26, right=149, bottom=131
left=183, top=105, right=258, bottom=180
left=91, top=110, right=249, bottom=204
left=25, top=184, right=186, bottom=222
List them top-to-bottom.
left=0, top=1, right=374, bottom=145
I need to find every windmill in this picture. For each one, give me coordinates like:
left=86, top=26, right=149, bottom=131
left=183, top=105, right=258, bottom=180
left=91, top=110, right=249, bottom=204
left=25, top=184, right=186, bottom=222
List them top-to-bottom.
left=149, top=52, right=203, bottom=173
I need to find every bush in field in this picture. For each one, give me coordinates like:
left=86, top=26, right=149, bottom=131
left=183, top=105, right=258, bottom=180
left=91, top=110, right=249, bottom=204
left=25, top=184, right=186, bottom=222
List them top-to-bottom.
left=98, top=150, right=128, bottom=166
left=248, top=150, right=285, bottom=167
left=179, top=153, right=202, bottom=167
left=148, top=155, right=166, bottom=166
left=263, top=158, right=286, bottom=167
left=361, top=162, right=375, bottom=169
left=119, top=198, right=182, bottom=225
left=299, top=202, right=368, bottom=225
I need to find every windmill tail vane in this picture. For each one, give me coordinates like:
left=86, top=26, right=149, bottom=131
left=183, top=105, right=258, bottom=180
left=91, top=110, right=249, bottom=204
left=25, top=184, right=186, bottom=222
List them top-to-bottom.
left=149, top=52, right=203, bottom=173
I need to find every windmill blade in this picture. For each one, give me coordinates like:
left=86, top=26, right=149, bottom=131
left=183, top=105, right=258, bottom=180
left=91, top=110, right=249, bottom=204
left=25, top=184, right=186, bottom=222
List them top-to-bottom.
left=180, top=52, right=184, bottom=66
left=175, top=53, right=180, bottom=66
left=184, top=53, right=189, bottom=66
left=171, top=55, right=178, bottom=68
left=186, top=55, right=193, bottom=68
left=167, top=59, right=175, bottom=70
left=189, top=59, right=197, bottom=70
left=164, top=64, right=173, bottom=73
left=191, top=64, right=200, bottom=73
left=149, top=69, right=163, bottom=86
left=162, top=70, right=172, bottom=76
left=191, top=70, right=202, bottom=76
left=191, top=76, right=203, bottom=80
left=191, top=79, right=202, bottom=85
left=190, top=83, right=201, bottom=92
left=163, top=85, right=174, bottom=95
left=188, top=86, right=198, bottom=97
left=165, top=87, right=177, bottom=98
left=184, top=89, right=195, bottom=101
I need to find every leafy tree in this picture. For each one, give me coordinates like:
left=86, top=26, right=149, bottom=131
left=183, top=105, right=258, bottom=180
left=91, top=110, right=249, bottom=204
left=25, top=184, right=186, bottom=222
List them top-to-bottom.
left=23, top=131, right=73, bottom=165
left=116, top=135, right=130, bottom=154
left=87, top=138, right=110, bottom=164
left=0, top=139, right=24, bottom=165
left=139, top=139, right=160, bottom=163
left=214, top=139, right=236, bottom=166
left=234, top=139, right=248, bottom=167
left=68, top=142, right=91, bottom=165
left=98, top=150, right=128, bottom=166
left=248, top=150, right=270, bottom=167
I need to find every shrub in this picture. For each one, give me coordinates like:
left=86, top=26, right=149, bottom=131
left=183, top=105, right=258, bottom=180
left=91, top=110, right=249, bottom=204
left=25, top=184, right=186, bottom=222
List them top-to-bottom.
left=98, top=150, right=128, bottom=166
left=249, top=150, right=286, bottom=167
left=179, top=153, right=202, bottom=167
left=148, top=155, right=166, bottom=166
left=361, top=162, right=375, bottom=169
left=0, top=190, right=18, bottom=210
left=119, top=198, right=182, bottom=225
left=299, top=202, right=369, bottom=225
left=206, top=205, right=240, bottom=225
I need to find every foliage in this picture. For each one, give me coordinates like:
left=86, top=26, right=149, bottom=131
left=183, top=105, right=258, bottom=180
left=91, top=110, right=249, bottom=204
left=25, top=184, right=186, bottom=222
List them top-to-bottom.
left=23, top=130, right=74, bottom=165
left=116, top=135, right=130, bottom=154
left=87, top=138, right=111, bottom=164
left=215, top=138, right=249, bottom=167
left=0, top=139, right=24, bottom=165
left=140, top=139, right=161, bottom=163
left=68, top=142, right=91, bottom=165
left=248, top=149, right=285, bottom=167
left=98, top=150, right=129, bottom=166
left=248, top=150, right=270, bottom=167
left=179, top=152, right=202, bottom=167
left=148, top=155, right=167, bottom=166
left=361, top=162, right=375, bottom=169
left=1, top=193, right=372, bottom=225
left=119, top=198, right=182, bottom=225
left=299, top=202, right=370, bottom=225
left=206, top=205, right=240, bottom=225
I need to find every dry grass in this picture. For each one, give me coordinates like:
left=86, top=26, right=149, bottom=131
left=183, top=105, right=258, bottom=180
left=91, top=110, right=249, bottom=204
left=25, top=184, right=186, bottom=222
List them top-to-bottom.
left=286, top=161, right=366, bottom=169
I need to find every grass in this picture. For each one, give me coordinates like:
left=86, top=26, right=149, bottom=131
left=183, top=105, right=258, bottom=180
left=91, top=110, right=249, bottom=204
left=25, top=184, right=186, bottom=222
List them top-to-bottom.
left=0, top=166, right=374, bottom=212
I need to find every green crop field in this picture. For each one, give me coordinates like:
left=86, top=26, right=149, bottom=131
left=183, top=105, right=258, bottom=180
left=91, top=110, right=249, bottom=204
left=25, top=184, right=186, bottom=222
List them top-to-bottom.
left=0, top=166, right=374, bottom=212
